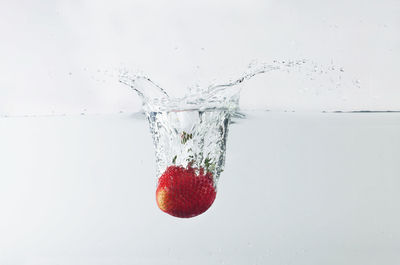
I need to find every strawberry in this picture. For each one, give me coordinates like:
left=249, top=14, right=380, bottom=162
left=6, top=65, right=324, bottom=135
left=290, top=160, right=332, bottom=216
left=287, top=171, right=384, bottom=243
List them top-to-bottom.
left=156, top=165, right=217, bottom=218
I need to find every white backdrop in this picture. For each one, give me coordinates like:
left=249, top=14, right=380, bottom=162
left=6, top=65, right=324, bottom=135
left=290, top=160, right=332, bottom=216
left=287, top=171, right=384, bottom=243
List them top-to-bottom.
left=1, top=0, right=399, bottom=115
left=1, top=2, right=400, bottom=264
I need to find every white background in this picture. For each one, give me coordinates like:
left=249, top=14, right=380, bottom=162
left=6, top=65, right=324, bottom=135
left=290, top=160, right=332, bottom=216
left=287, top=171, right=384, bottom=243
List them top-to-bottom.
left=1, top=0, right=399, bottom=115
left=1, top=2, right=400, bottom=264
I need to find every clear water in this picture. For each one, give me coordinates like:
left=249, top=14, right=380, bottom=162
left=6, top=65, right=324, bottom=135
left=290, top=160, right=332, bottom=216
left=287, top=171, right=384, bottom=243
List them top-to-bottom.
left=118, top=59, right=348, bottom=113
left=119, top=60, right=348, bottom=184
left=147, top=109, right=231, bottom=185
left=1, top=111, right=399, bottom=263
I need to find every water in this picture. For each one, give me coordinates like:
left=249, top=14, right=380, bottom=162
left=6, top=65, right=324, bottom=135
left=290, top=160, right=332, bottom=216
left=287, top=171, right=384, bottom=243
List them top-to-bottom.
left=119, top=60, right=353, bottom=217
left=119, top=60, right=347, bottom=181
left=119, top=60, right=319, bottom=111
left=119, top=68, right=244, bottom=185
left=147, top=109, right=231, bottom=185
left=1, top=111, right=399, bottom=263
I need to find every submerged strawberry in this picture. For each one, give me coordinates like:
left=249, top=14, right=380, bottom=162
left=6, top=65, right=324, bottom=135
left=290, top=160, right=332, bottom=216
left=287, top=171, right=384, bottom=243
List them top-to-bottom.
left=156, top=165, right=217, bottom=218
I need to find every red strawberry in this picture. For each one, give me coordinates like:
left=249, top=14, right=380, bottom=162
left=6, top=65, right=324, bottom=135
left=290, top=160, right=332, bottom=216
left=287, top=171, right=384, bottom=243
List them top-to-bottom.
left=156, top=165, right=217, bottom=218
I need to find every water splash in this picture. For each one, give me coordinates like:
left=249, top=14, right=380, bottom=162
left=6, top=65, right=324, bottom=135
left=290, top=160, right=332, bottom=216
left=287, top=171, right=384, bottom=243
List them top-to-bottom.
left=118, top=59, right=315, bottom=112
left=119, top=59, right=348, bottom=218
left=119, top=59, right=348, bottom=180
left=119, top=73, right=169, bottom=102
